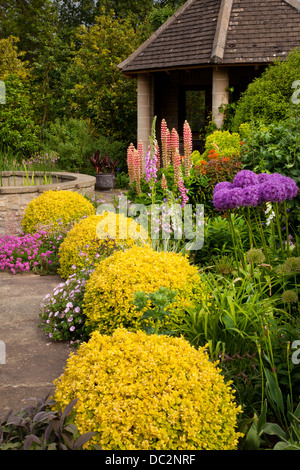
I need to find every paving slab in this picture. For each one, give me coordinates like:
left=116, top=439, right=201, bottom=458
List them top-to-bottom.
left=0, top=188, right=127, bottom=417
left=0, top=271, right=74, bottom=416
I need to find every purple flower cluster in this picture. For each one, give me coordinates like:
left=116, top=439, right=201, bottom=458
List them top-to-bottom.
left=24, top=152, right=59, bottom=167
left=213, top=170, right=299, bottom=211
left=0, top=232, right=45, bottom=274
left=39, top=270, right=92, bottom=344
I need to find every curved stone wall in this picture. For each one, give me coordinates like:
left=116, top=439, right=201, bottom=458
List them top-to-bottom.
left=0, top=171, right=96, bottom=235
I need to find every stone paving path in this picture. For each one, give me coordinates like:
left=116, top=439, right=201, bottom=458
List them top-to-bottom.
left=0, top=188, right=127, bottom=416
left=0, top=271, right=74, bottom=416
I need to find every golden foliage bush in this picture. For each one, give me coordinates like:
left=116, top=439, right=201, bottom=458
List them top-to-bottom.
left=22, top=190, right=95, bottom=233
left=58, top=212, right=148, bottom=278
left=82, top=244, right=207, bottom=334
left=52, top=328, right=243, bottom=450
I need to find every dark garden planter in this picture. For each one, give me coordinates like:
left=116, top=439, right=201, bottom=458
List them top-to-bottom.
left=95, top=173, right=116, bottom=190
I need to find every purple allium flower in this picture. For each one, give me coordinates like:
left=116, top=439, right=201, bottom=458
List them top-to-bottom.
left=213, top=170, right=298, bottom=211
left=233, top=170, right=259, bottom=188
left=257, top=173, right=271, bottom=184
left=260, top=174, right=288, bottom=203
left=278, top=175, right=299, bottom=200
left=214, top=182, right=233, bottom=195
left=240, top=184, right=262, bottom=207
left=228, top=187, right=245, bottom=209
left=213, top=188, right=244, bottom=211
left=213, top=189, right=230, bottom=211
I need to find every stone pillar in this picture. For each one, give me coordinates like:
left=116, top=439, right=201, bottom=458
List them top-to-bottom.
left=212, top=67, right=229, bottom=128
left=137, top=74, right=153, bottom=164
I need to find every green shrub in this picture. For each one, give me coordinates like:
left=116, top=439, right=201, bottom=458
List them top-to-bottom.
left=232, top=48, right=300, bottom=130
left=0, top=74, right=40, bottom=155
left=41, top=117, right=127, bottom=173
left=40, top=118, right=98, bottom=172
left=238, top=118, right=300, bottom=185
left=238, top=118, right=300, bottom=228
left=203, top=130, right=241, bottom=159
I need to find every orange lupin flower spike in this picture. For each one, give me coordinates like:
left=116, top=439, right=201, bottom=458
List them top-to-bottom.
left=161, top=119, right=170, bottom=169
left=183, top=120, right=192, bottom=177
left=171, top=128, right=179, bottom=166
left=137, top=140, right=143, bottom=175
left=127, top=143, right=135, bottom=184
left=173, top=148, right=181, bottom=187
left=133, top=149, right=141, bottom=195
left=161, top=173, right=168, bottom=190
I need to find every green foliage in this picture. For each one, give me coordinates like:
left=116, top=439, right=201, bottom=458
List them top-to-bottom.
left=0, top=1, right=56, bottom=58
left=143, top=4, right=178, bottom=34
left=65, top=13, right=138, bottom=142
left=0, top=36, right=29, bottom=80
left=232, top=48, right=300, bottom=130
left=0, top=74, right=40, bottom=155
left=41, top=117, right=127, bottom=173
left=40, top=118, right=96, bottom=171
left=238, top=118, right=300, bottom=185
left=238, top=118, right=300, bottom=228
left=200, top=130, right=241, bottom=160
left=115, top=171, right=129, bottom=189
left=194, top=214, right=249, bottom=265
left=174, top=269, right=279, bottom=358
left=133, top=286, right=178, bottom=335
left=0, top=395, right=96, bottom=450
left=242, top=400, right=300, bottom=450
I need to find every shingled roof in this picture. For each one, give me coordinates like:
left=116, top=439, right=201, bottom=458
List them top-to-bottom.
left=118, top=0, right=300, bottom=74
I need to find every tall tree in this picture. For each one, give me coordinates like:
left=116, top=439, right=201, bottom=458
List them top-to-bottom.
left=0, top=1, right=55, bottom=59
left=65, top=12, right=139, bottom=141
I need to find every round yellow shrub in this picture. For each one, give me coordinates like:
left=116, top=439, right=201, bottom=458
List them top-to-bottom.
left=22, top=190, right=95, bottom=233
left=58, top=212, right=148, bottom=278
left=82, top=244, right=207, bottom=334
left=52, top=328, right=243, bottom=450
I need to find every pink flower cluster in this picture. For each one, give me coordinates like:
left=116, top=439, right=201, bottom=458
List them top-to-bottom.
left=0, top=232, right=45, bottom=274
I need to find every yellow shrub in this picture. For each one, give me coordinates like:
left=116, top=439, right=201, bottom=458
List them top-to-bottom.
left=22, top=190, right=95, bottom=233
left=58, top=212, right=148, bottom=278
left=82, top=244, right=207, bottom=334
left=53, top=328, right=243, bottom=450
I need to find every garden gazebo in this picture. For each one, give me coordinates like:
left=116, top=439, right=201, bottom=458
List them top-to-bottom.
left=118, top=0, right=300, bottom=154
